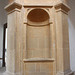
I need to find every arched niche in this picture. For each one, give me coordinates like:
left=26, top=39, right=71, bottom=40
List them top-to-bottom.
left=26, top=9, right=51, bottom=58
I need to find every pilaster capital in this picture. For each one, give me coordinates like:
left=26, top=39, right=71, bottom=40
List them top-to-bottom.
left=5, top=1, right=22, bottom=13
left=54, top=2, right=70, bottom=14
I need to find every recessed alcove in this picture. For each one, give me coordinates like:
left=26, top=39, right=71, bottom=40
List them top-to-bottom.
left=26, top=9, right=51, bottom=59
left=27, top=9, right=49, bottom=22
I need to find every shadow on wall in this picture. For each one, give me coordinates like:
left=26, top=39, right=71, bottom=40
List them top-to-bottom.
left=0, top=0, right=8, bottom=67
left=68, top=0, right=75, bottom=72
left=68, top=0, right=75, bottom=28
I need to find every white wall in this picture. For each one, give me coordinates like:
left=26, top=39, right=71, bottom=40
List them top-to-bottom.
left=0, top=0, right=8, bottom=67
left=68, top=0, right=75, bottom=72
left=0, top=25, right=3, bottom=67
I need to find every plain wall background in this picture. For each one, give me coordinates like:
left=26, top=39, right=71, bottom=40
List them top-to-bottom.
left=0, top=0, right=8, bottom=67
left=68, top=0, right=75, bottom=71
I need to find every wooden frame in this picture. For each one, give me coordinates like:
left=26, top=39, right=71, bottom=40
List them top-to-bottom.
left=2, top=23, right=7, bottom=67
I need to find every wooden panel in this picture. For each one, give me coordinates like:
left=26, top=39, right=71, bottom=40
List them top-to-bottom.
left=26, top=25, right=50, bottom=58
left=23, top=62, right=53, bottom=75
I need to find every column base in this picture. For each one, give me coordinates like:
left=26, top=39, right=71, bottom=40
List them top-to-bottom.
left=57, top=70, right=74, bottom=75
left=3, top=71, right=21, bottom=75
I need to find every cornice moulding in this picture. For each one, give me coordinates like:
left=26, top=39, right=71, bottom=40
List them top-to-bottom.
left=5, top=2, right=22, bottom=12
left=54, top=2, right=70, bottom=13
left=23, top=5, right=53, bottom=8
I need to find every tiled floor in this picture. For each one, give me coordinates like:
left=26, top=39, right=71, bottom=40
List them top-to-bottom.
left=0, top=67, right=6, bottom=75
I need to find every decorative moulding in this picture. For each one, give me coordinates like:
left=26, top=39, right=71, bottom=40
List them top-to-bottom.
left=4, top=1, right=22, bottom=12
left=54, top=2, right=70, bottom=14
left=23, top=5, right=53, bottom=8
left=23, top=58, right=55, bottom=62
left=57, top=70, right=74, bottom=75
left=3, top=71, right=21, bottom=75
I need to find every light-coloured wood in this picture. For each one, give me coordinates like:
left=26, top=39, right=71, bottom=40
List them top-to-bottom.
left=4, top=0, right=73, bottom=75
